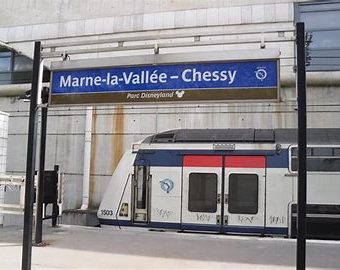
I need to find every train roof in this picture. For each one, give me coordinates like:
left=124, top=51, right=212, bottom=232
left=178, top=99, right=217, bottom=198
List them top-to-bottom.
left=143, top=129, right=340, bottom=144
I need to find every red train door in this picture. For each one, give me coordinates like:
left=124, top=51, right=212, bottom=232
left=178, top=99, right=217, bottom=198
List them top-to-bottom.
left=181, top=155, right=266, bottom=234
left=181, top=155, right=222, bottom=232
left=223, top=156, right=266, bottom=234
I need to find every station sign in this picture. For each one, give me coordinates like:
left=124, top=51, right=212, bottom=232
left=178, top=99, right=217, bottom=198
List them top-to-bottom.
left=50, top=59, right=279, bottom=105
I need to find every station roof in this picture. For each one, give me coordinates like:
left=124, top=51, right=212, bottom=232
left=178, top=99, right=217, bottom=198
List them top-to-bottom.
left=143, top=129, right=340, bottom=144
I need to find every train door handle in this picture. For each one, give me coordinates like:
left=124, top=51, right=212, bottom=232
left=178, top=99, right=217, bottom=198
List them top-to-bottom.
left=217, top=194, right=221, bottom=204
left=225, top=194, right=228, bottom=204
left=216, top=215, right=221, bottom=225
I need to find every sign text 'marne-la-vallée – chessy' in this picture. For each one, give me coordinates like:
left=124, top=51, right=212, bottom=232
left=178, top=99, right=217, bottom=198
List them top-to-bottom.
left=59, top=68, right=238, bottom=88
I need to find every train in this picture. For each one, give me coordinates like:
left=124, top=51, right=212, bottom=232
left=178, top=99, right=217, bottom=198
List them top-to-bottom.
left=98, top=128, right=340, bottom=239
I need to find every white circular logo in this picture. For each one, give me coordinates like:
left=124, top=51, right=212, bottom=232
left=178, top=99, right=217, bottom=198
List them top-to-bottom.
left=255, top=68, right=267, bottom=81
left=160, top=179, right=174, bottom=193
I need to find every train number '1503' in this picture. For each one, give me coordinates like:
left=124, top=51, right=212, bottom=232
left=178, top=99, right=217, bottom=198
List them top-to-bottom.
left=101, top=209, right=114, bottom=216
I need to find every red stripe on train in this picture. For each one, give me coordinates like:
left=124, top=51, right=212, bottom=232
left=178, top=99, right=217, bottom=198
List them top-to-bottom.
left=183, top=155, right=223, bottom=167
left=225, top=156, right=265, bottom=168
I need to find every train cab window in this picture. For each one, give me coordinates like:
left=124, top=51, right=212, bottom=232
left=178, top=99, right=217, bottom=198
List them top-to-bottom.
left=188, top=173, right=217, bottom=213
left=228, top=174, right=258, bottom=214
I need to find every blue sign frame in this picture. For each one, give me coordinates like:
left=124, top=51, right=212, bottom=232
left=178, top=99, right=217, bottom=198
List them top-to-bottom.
left=50, top=59, right=279, bottom=105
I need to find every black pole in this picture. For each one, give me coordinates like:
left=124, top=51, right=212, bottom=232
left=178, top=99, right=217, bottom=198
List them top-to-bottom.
left=296, top=22, right=307, bottom=270
left=22, top=41, right=41, bottom=270
left=34, top=88, right=48, bottom=245
left=52, top=165, right=59, bottom=227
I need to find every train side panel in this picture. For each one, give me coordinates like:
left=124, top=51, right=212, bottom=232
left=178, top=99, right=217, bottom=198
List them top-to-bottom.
left=98, top=151, right=135, bottom=224
left=149, top=167, right=182, bottom=228
left=265, top=168, right=293, bottom=235
left=288, top=173, right=340, bottom=238
left=306, top=174, right=340, bottom=204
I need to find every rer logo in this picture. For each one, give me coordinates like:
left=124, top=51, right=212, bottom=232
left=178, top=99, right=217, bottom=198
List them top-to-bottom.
left=255, top=67, right=268, bottom=81
left=160, top=179, right=174, bottom=194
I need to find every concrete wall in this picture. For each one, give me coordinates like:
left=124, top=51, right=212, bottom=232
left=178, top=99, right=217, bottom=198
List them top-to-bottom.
left=0, top=0, right=309, bottom=28
left=1, top=0, right=339, bottom=212
left=1, top=1, right=298, bottom=60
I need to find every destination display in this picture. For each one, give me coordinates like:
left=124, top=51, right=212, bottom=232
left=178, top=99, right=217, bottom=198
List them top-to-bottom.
left=50, top=60, right=279, bottom=105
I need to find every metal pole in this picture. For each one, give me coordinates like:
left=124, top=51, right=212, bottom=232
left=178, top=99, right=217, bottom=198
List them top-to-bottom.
left=296, top=22, right=307, bottom=270
left=22, top=41, right=41, bottom=270
left=34, top=89, right=48, bottom=244
left=52, top=165, right=60, bottom=227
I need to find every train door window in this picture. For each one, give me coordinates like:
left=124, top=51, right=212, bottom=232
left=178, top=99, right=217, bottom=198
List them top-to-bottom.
left=135, top=166, right=149, bottom=209
left=188, top=173, right=217, bottom=213
left=228, top=174, right=258, bottom=214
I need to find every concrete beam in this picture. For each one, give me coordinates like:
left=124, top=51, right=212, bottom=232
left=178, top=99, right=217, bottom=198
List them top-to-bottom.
left=0, top=83, right=49, bottom=97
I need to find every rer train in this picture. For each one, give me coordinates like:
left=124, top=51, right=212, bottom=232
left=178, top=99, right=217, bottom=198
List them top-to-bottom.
left=98, top=129, right=340, bottom=239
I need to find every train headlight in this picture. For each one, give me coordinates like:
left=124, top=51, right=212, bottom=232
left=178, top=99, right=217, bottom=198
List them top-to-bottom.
left=132, top=143, right=140, bottom=153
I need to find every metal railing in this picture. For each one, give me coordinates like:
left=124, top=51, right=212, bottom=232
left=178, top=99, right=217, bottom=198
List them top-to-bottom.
left=40, top=25, right=295, bottom=59
left=0, top=174, right=26, bottom=215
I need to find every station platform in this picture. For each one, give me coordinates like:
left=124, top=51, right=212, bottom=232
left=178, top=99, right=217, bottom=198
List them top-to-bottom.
left=1, top=225, right=340, bottom=269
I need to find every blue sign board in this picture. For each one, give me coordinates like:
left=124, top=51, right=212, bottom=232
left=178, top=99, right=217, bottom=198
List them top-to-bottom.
left=50, top=59, right=278, bottom=105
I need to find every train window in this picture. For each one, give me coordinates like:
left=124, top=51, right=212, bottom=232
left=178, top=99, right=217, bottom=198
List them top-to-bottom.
left=13, top=55, right=33, bottom=71
left=0, top=56, right=11, bottom=72
left=290, top=146, right=340, bottom=172
left=291, top=147, right=312, bottom=156
left=313, top=147, right=333, bottom=156
left=334, top=148, right=340, bottom=156
left=291, top=158, right=340, bottom=172
left=188, top=173, right=217, bottom=213
left=228, top=174, right=258, bottom=215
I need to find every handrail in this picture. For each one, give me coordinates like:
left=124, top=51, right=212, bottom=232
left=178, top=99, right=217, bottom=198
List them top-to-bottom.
left=115, top=173, right=131, bottom=229
left=0, top=174, right=39, bottom=216
left=0, top=176, right=26, bottom=216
